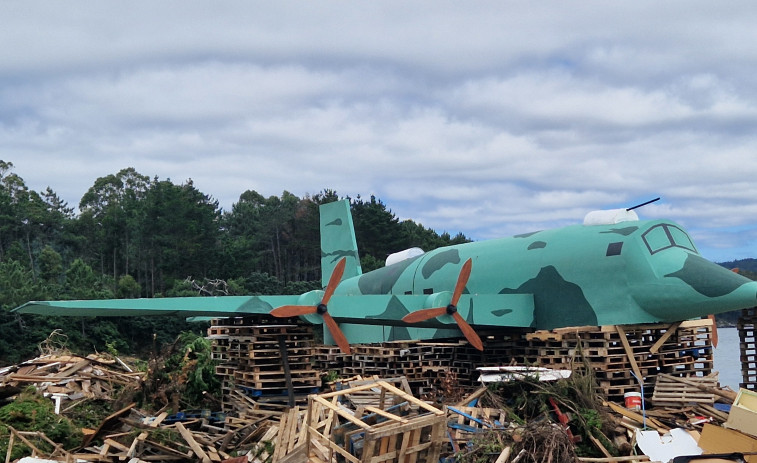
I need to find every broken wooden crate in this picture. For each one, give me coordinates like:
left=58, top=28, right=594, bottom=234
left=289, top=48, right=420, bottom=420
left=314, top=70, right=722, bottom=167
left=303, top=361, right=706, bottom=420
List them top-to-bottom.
left=303, top=380, right=447, bottom=463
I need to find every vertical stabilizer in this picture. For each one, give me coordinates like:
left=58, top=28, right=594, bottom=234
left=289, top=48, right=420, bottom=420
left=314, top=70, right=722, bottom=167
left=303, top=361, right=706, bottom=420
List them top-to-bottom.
left=320, top=199, right=362, bottom=287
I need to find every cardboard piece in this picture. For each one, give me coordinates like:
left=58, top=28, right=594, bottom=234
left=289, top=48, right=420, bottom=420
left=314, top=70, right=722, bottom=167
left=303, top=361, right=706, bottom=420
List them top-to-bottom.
left=726, top=388, right=757, bottom=438
left=698, top=423, right=757, bottom=463
left=635, top=428, right=702, bottom=463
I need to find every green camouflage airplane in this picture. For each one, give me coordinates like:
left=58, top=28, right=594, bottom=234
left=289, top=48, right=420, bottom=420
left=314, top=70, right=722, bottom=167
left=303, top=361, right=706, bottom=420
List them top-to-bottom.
left=14, top=199, right=757, bottom=353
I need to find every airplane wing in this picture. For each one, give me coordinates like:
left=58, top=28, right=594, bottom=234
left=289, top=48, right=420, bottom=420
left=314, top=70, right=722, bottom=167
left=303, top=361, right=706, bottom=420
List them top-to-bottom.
left=13, top=293, right=535, bottom=328
left=12, top=295, right=302, bottom=318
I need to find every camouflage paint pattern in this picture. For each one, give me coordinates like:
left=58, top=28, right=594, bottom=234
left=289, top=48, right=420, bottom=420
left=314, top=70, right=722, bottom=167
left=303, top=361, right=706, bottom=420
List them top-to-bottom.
left=14, top=199, right=757, bottom=346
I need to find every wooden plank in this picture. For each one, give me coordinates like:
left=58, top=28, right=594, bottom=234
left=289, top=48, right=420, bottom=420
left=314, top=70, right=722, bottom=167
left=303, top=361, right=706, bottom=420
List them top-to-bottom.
left=648, top=322, right=682, bottom=354
left=614, top=326, right=643, bottom=383
left=57, top=359, right=92, bottom=378
left=376, top=381, right=444, bottom=416
left=455, top=387, right=487, bottom=407
left=311, top=395, right=371, bottom=430
left=83, top=402, right=136, bottom=447
left=605, top=402, right=668, bottom=433
left=363, top=406, right=409, bottom=424
left=272, top=410, right=289, bottom=463
left=147, top=412, right=168, bottom=427
left=175, top=422, right=210, bottom=463
left=308, top=426, right=360, bottom=463
left=4, top=430, right=14, bottom=463
left=126, top=432, right=147, bottom=459
left=588, top=433, right=612, bottom=458
left=103, top=438, right=131, bottom=453
left=276, top=443, right=308, bottom=463
left=494, top=447, right=511, bottom=463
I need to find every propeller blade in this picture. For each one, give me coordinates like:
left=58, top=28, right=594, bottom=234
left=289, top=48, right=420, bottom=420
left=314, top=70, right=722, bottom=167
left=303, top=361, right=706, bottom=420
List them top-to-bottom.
left=322, top=257, right=347, bottom=306
left=450, top=258, right=472, bottom=307
left=270, top=305, right=316, bottom=317
left=401, top=307, right=448, bottom=324
left=453, top=311, right=483, bottom=351
left=323, top=312, right=351, bottom=354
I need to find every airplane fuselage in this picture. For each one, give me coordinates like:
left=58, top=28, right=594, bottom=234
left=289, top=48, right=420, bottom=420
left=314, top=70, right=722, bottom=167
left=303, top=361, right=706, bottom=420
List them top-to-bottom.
left=329, top=218, right=757, bottom=331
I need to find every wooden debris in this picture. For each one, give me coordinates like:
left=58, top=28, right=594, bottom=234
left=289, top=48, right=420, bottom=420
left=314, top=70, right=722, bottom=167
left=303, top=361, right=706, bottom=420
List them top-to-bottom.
left=0, top=317, right=742, bottom=463
left=651, top=373, right=719, bottom=406
left=656, top=373, right=737, bottom=403
left=305, top=380, right=446, bottom=463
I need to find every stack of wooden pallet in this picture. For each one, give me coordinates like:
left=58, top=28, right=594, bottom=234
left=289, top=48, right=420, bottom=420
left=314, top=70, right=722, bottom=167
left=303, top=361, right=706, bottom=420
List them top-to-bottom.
left=738, top=307, right=757, bottom=390
left=208, top=317, right=321, bottom=411
left=312, top=319, right=715, bottom=403
left=484, top=319, right=715, bottom=402
left=314, top=340, right=471, bottom=396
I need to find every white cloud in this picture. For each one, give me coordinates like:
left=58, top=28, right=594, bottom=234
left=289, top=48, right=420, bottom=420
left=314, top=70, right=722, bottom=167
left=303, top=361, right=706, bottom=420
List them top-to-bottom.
left=2, top=1, right=757, bottom=261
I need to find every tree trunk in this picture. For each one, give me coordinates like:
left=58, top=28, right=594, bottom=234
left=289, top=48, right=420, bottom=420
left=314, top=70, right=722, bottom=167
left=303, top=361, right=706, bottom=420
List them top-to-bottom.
left=26, top=229, right=36, bottom=282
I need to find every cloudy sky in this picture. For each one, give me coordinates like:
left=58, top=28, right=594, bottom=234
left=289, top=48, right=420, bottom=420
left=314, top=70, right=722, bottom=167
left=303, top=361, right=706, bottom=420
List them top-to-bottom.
left=2, top=1, right=757, bottom=263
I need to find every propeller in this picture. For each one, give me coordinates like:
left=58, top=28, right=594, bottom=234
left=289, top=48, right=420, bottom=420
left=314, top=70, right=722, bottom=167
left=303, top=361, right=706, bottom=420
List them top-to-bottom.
left=270, top=257, right=351, bottom=354
left=401, top=258, right=483, bottom=351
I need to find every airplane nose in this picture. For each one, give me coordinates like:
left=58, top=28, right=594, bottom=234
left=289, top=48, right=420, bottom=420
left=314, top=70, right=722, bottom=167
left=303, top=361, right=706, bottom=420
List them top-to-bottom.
left=637, top=253, right=757, bottom=322
left=665, top=253, right=755, bottom=298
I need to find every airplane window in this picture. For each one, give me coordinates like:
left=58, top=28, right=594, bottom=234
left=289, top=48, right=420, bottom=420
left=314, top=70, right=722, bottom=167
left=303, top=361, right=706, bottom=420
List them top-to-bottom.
left=642, top=224, right=698, bottom=255
left=642, top=226, right=671, bottom=254
left=668, top=226, right=697, bottom=252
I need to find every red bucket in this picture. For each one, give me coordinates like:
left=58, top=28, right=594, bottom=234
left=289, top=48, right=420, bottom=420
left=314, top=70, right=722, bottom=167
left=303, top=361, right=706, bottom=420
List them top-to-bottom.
left=624, top=392, right=642, bottom=410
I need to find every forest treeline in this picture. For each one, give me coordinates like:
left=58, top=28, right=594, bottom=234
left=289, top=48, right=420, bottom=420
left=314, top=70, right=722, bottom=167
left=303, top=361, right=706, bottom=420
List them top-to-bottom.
left=0, top=161, right=467, bottom=364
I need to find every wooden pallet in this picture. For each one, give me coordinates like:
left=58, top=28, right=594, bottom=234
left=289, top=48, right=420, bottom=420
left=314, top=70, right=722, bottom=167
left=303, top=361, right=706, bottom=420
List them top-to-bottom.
left=650, top=374, right=718, bottom=406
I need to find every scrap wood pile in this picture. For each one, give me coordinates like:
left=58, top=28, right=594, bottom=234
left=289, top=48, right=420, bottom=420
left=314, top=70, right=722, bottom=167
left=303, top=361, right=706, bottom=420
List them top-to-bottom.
left=0, top=352, right=144, bottom=409
left=0, top=356, right=310, bottom=462
left=0, top=359, right=752, bottom=463
left=0, top=392, right=306, bottom=462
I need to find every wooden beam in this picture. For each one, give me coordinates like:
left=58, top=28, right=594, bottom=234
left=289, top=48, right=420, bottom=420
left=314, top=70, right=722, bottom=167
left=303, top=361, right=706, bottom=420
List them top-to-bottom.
left=648, top=322, right=681, bottom=354
left=615, top=326, right=643, bottom=382
left=277, top=335, right=295, bottom=407
left=311, top=395, right=371, bottom=429
left=605, top=402, right=668, bottom=432
left=364, top=406, right=409, bottom=423
left=176, top=422, right=210, bottom=463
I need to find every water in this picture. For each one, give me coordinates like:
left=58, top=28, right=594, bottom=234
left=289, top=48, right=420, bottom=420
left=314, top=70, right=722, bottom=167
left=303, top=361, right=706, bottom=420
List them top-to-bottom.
left=712, top=326, right=742, bottom=391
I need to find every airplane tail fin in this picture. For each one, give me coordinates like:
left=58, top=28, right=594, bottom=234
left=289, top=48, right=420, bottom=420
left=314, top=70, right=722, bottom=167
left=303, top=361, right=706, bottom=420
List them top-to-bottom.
left=320, top=199, right=362, bottom=287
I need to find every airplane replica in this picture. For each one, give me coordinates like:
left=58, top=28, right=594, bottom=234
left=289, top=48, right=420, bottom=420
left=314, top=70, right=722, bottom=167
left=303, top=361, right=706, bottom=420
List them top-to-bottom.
left=14, top=199, right=757, bottom=354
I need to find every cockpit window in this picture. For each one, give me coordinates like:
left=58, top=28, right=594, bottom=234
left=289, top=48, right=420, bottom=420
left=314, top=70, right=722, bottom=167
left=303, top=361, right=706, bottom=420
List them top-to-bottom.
left=642, top=224, right=697, bottom=255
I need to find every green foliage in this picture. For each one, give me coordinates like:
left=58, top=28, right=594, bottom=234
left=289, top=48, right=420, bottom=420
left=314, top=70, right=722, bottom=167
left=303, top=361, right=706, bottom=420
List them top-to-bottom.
left=38, top=245, right=63, bottom=284
left=65, top=258, right=112, bottom=299
left=117, top=274, right=141, bottom=298
left=142, top=331, right=221, bottom=410
left=180, top=333, right=221, bottom=404
left=323, top=370, right=340, bottom=382
left=0, top=389, right=82, bottom=460
left=62, top=399, right=114, bottom=430
left=455, top=430, right=507, bottom=463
